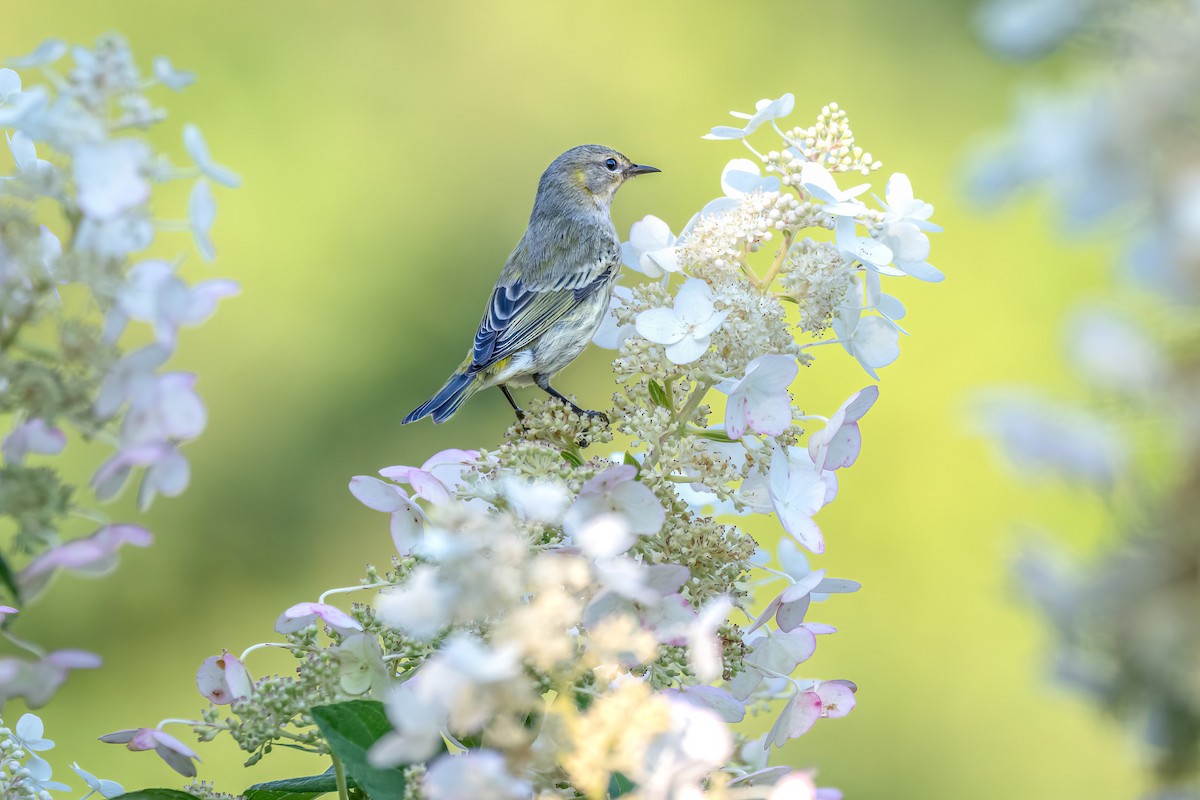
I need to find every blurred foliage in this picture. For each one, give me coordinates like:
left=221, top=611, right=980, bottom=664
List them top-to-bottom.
left=1, top=1, right=1144, bottom=797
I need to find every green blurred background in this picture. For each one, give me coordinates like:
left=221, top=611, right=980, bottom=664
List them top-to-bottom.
left=3, top=1, right=1141, bottom=797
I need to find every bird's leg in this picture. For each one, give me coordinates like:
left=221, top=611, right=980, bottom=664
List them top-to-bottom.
left=534, top=374, right=609, bottom=424
left=499, top=384, right=525, bottom=420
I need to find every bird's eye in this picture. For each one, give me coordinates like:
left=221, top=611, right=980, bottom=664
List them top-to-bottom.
left=604, top=158, right=619, bottom=171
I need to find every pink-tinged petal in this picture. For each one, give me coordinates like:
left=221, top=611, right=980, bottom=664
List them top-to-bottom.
left=635, top=307, right=686, bottom=345
left=665, top=334, right=710, bottom=365
left=746, top=354, right=799, bottom=389
left=155, top=374, right=206, bottom=439
left=841, top=386, right=878, bottom=423
left=744, top=392, right=792, bottom=437
left=725, top=393, right=750, bottom=440
left=819, top=423, right=863, bottom=471
left=420, top=448, right=479, bottom=472
left=581, top=463, right=637, bottom=494
left=378, top=464, right=417, bottom=482
left=409, top=470, right=450, bottom=504
left=820, top=470, right=838, bottom=505
left=350, top=476, right=410, bottom=512
left=610, top=480, right=666, bottom=535
left=390, top=506, right=424, bottom=555
left=781, top=514, right=824, bottom=554
left=20, top=525, right=152, bottom=598
left=642, top=564, right=691, bottom=596
left=776, top=570, right=827, bottom=632
left=813, top=577, right=860, bottom=594
left=745, top=593, right=783, bottom=635
left=775, top=595, right=812, bottom=632
left=275, top=602, right=362, bottom=635
left=801, top=622, right=838, bottom=635
left=754, top=628, right=817, bottom=674
left=197, top=652, right=251, bottom=704
left=816, top=681, right=857, bottom=718
left=767, top=692, right=823, bottom=747
left=99, top=729, right=138, bottom=744
left=149, top=730, right=199, bottom=777
left=769, top=773, right=820, bottom=799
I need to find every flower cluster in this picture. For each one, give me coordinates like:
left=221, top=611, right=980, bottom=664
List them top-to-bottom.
left=971, top=0, right=1200, bottom=793
left=0, top=36, right=236, bottom=708
left=106, top=98, right=939, bottom=800
left=0, top=713, right=123, bottom=799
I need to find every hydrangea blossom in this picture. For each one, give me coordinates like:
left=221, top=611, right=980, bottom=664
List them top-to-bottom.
left=0, top=35, right=237, bottom=709
left=102, top=97, right=939, bottom=800
left=635, top=277, right=729, bottom=364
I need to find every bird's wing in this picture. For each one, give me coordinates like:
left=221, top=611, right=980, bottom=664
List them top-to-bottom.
left=470, top=236, right=619, bottom=371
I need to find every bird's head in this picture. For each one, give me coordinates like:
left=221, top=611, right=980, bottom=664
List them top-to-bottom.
left=537, top=144, right=660, bottom=212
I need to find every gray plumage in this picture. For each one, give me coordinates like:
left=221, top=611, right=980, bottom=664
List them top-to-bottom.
left=404, top=145, right=659, bottom=424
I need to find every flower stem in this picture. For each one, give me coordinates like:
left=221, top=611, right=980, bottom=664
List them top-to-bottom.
left=760, top=232, right=793, bottom=288
left=674, top=382, right=712, bottom=434
left=332, top=753, right=350, bottom=800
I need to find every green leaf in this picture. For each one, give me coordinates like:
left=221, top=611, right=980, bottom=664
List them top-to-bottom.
left=776, top=293, right=799, bottom=304
left=647, top=380, right=669, bottom=407
left=695, top=429, right=736, bottom=443
left=561, top=449, right=584, bottom=467
left=622, top=451, right=641, bottom=476
left=0, top=551, right=19, bottom=605
left=310, top=700, right=407, bottom=800
left=245, top=766, right=353, bottom=799
left=608, top=771, right=637, bottom=797
left=111, top=791, right=201, bottom=800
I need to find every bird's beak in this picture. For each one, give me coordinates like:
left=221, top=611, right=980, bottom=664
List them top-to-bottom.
left=624, top=163, right=661, bottom=177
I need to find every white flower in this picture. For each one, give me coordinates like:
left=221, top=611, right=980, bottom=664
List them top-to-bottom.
left=152, top=56, right=195, bottom=91
left=704, top=93, right=794, bottom=140
left=183, top=124, right=242, bottom=188
left=7, top=131, right=52, bottom=175
left=73, top=139, right=152, bottom=220
left=721, top=158, right=781, bottom=198
left=799, top=162, right=870, bottom=216
left=875, top=174, right=943, bottom=282
left=189, top=179, right=217, bottom=261
left=622, top=215, right=680, bottom=278
left=833, top=216, right=896, bottom=274
left=113, top=259, right=239, bottom=348
left=635, top=278, right=728, bottom=364
left=592, top=285, right=635, bottom=349
left=831, top=301, right=902, bottom=380
left=718, top=354, right=798, bottom=440
left=807, top=386, right=879, bottom=471
left=2, top=418, right=66, bottom=466
left=768, top=446, right=837, bottom=554
left=563, top=465, right=665, bottom=538
left=375, top=566, right=452, bottom=641
left=334, top=633, right=389, bottom=696
left=196, top=652, right=252, bottom=705
left=424, top=750, right=532, bottom=800
left=71, top=763, right=125, bottom=798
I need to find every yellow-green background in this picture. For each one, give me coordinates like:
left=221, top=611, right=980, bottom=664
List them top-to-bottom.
left=4, top=2, right=1140, bottom=797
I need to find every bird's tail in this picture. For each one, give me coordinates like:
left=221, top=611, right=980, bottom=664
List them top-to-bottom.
left=403, top=369, right=484, bottom=424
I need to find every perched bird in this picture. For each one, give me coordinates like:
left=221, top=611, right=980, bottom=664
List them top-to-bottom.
left=403, top=144, right=660, bottom=425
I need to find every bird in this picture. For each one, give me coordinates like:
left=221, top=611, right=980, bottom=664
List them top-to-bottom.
left=403, top=144, right=660, bottom=425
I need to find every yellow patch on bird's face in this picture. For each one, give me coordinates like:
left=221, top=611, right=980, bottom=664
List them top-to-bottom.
left=574, top=169, right=593, bottom=193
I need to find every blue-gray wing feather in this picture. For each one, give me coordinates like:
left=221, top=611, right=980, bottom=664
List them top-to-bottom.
left=470, top=235, right=618, bottom=371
